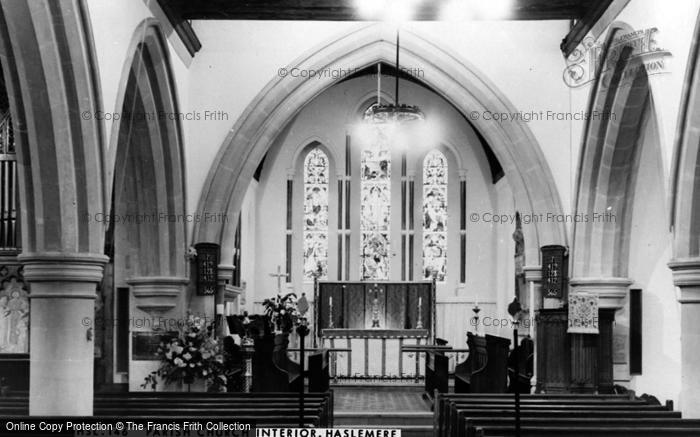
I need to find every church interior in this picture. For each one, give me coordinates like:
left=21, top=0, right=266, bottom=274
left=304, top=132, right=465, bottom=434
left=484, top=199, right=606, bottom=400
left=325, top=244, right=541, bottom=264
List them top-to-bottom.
left=2, top=0, right=700, bottom=435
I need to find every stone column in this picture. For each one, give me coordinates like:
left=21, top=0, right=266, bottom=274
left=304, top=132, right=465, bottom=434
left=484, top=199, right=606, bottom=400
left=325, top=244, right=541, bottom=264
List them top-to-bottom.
left=20, top=253, right=108, bottom=416
left=669, top=259, right=700, bottom=418
left=523, top=265, right=541, bottom=391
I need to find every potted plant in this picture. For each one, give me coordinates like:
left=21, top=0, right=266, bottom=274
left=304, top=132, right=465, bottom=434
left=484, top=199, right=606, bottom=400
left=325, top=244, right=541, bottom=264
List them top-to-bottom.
left=262, top=292, right=301, bottom=334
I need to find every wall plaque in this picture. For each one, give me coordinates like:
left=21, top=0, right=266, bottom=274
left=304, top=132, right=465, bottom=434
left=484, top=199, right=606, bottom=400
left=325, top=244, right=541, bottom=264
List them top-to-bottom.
left=195, top=242, right=219, bottom=296
left=541, top=245, right=567, bottom=299
left=132, top=331, right=176, bottom=361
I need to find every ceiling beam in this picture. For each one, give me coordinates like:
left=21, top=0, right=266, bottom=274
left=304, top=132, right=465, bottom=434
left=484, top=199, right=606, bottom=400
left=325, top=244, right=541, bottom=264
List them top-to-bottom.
left=157, top=0, right=201, bottom=56
left=161, top=0, right=600, bottom=21
left=560, top=0, right=614, bottom=57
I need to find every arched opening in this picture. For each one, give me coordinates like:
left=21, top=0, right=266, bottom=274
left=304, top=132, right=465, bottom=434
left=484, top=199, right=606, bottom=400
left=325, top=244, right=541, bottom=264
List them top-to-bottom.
left=104, top=22, right=187, bottom=390
left=571, top=22, right=673, bottom=398
left=194, top=24, right=566, bottom=269
left=571, top=24, right=660, bottom=302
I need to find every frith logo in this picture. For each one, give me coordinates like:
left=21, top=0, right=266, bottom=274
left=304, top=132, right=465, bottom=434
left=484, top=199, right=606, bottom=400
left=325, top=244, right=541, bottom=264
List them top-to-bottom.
left=563, top=27, right=672, bottom=89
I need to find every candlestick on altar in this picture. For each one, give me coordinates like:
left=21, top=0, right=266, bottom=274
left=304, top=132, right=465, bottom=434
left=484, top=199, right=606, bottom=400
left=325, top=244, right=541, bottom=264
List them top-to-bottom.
left=328, top=295, right=334, bottom=328
left=416, top=296, right=423, bottom=329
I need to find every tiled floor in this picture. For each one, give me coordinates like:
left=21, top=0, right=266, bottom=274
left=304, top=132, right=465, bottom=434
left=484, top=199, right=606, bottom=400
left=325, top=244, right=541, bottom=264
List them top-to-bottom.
left=334, top=387, right=431, bottom=412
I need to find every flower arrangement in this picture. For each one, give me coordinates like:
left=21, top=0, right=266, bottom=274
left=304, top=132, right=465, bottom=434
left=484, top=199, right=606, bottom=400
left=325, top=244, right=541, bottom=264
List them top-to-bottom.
left=262, top=292, right=301, bottom=334
left=141, top=312, right=230, bottom=392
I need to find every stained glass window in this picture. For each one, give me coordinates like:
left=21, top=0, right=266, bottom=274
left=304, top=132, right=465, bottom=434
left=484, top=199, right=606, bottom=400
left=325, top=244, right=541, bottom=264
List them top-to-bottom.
left=361, top=109, right=391, bottom=280
left=303, top=148, right=329, bottom=280
left=423, top=150, right=447, bottom=281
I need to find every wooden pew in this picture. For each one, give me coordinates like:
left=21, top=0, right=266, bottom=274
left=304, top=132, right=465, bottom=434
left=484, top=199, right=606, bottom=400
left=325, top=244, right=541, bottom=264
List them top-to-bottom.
left=455, top=333, right=487, bottom=393
left=253, top=334, right=301, bottom=392
left=454, top=334, right=510, bottom=393
left=479, top=335, right=510, bottom=393
left=507, top=336, right=533, bottom=393
left=402, top=345, right=454, bottom=397
left=308, top=349, right=330, bottom=393
left=426, top=351, right=449, bottom=396
left=0, top=391, right=335, bottom=427
left=433, top=392, right=668, bottom=437
left=440, top=397, right=662, bottom=436
left=464, top=417, right=700, bottom=437
left=476, top=425, right=700, bottom=437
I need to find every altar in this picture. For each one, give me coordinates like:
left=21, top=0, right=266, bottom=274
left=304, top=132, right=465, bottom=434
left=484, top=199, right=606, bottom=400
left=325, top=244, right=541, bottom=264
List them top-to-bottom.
left=315, top=281, right=435, bottom=379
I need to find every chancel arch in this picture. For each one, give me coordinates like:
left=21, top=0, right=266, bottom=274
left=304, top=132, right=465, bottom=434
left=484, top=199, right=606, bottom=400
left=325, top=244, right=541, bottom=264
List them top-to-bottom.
left=105, top=20, right=188, bottom=390
left=195, top=24, right=567, bottom=270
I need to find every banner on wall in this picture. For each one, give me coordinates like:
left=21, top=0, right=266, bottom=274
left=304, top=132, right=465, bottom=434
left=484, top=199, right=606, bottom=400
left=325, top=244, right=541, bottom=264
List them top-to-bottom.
left=568, top=291, right=599, bottom=334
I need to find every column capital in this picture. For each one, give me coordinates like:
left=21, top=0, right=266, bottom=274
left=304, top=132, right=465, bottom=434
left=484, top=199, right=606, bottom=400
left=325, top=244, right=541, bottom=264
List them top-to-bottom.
left=18, top=252, right=108, bottom=299
left=668, top=258, right=700, bottom=303
left=669, top=258, right=700, bottom=286
left=218, top=264, right=235, bottom=285
left=523, top=265, right=542, bottom=282
left=126, top=276, right=188, bottom=314
left=569, top=277, right=632, bottom=309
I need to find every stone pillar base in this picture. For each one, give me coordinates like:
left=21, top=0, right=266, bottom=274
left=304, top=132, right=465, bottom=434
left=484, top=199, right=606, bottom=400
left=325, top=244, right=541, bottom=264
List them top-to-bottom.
left=19, top=252, right=108, bottom=416
left=669, top=259, right=700, bottom=418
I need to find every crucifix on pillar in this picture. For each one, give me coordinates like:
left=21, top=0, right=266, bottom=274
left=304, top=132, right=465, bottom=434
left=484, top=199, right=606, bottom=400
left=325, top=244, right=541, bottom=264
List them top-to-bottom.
left=269, top=265, right=288, bottom=294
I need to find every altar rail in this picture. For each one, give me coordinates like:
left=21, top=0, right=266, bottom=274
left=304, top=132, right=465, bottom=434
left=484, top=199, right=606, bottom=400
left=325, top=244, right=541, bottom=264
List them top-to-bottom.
left=317, top=329, right=468, bottom=380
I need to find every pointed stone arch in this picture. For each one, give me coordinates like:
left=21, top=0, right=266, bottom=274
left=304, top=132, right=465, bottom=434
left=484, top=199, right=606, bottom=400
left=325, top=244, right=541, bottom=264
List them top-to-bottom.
left=108, top=20, right=188, bottom=283
left=571, top=23, right=661, bottom=308
left=195, top=24, right=566, bottom=267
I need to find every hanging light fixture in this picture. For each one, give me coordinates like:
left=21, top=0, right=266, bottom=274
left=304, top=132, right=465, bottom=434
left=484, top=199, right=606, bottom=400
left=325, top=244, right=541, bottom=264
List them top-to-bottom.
left=366, top=28, right=424, bottom=124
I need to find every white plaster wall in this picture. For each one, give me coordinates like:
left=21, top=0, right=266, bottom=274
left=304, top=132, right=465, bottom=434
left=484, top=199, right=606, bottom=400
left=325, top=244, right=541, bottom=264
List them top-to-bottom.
left=410, top=20, right=574, bottom=216
left=625, top=107, right=681, bottom=403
